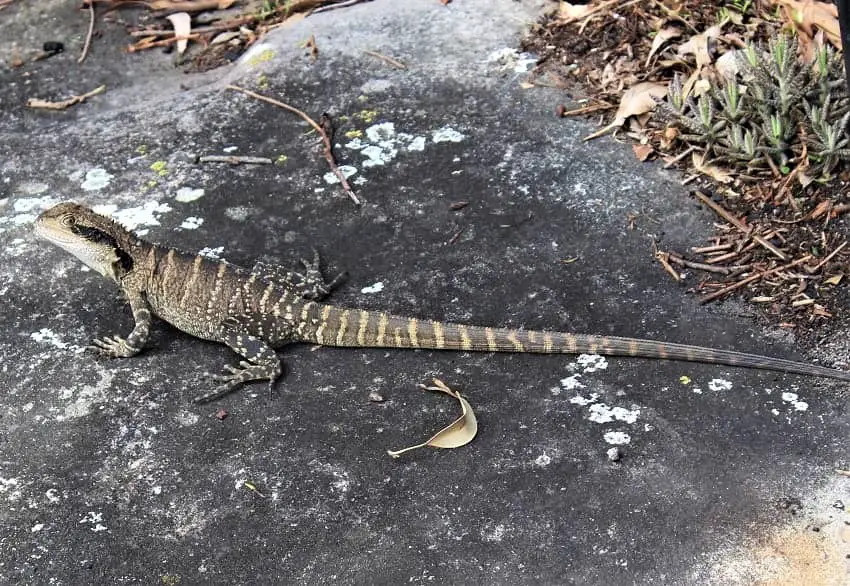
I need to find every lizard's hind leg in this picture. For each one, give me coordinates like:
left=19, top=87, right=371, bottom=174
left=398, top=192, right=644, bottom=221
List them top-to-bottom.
left=253, top=249, right=346, bottom=301
left=193, top=318, right=283, bottom=403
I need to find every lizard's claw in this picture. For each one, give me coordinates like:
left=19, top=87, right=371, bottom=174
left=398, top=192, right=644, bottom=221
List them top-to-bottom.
left=296, top=248, right=346, bottom=300
left=88, top=335, right=137, bottom=358
left=194, top=361, right=281, bottom=403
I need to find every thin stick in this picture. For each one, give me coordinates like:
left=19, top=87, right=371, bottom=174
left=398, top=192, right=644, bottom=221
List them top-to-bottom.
left=78, top=0, right=95, bottom=64
left=312, top=0, right=372, bottom=14
left=128, top=34, right=201, bottom=52
left=363, top=50, right=407, bottom=69
left=26, top=84, right=106, bottom=110
left=227, top=85, right=360, bottom=205
left=558, top=102, right=615, bottom=117
left=663, top=145, right=696, bottom=169
left=198, top=155, right=273, bottom=165
left=693, top=191, right=787, bottom=261
left=808, top=241, right=847, bottom=273
left=699, top=255, right=812, bottom=305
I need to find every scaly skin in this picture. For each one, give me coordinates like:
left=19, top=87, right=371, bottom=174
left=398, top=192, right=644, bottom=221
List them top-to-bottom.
left=34, top=202, right=850, bottom=403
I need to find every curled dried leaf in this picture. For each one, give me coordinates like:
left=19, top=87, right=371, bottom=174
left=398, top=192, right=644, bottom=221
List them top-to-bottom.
left=166, top=12, right=192, bottom=55
left=646, top=26, right=683, bottom=67
left=584, top=81, right=667, bottom=140
left=692, top=152, right=733, bottom=183
left=387, top=379, right=477, bottom=457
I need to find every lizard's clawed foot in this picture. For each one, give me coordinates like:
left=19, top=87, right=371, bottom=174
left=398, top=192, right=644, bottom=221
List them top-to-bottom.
left=294, top=248, right=347, bottom=301
left=88, top=335, right=139, bottom=358
left=193, top=360, right=282, bottom=403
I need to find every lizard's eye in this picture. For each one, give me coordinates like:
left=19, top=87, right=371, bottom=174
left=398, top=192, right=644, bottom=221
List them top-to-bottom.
left=61, top=215, right=76, bottom=227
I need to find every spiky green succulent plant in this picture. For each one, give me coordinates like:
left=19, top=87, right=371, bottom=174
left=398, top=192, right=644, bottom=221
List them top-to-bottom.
left=659, top=34, right=850, bottom=181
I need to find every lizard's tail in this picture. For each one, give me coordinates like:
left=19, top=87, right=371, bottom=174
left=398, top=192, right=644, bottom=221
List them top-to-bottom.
left=301, top=305, right=850, bottom=382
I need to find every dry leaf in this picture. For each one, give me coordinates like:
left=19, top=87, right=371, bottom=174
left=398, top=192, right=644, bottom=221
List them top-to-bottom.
left=558, top=0, right=593, bottom=20
left=776, top=0, right=840, bottom=47
left=166, top=12, right=192, bottom=55
left=677, top=24, right=723, bottom=67
left=646, top=26, right=683, bottom=67
left=715, top=50, right=742, bottom=78
left=584, top=81, right=667, bottom=140
left=632, top=143, right=654, bottom=161
left=691, top=152, right=733, bottom=183
left=824, top=274, right=843, bottom=285
left=387, top=379, right=477, bottom=457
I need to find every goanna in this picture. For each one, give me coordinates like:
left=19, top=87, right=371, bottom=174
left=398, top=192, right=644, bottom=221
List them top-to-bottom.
left=34, top=202, right=850, bottom=403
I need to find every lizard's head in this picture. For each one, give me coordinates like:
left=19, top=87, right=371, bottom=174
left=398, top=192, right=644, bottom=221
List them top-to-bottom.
left=35, top=202, right=135, bottom=281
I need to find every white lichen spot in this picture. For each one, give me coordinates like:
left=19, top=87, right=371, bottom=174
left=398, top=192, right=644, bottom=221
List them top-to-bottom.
left=487, top=47, right=538, bottom=72
left=365, top=121, right=396, bottom=142
left=432, top=126, right=465, bottom=143
left=407, top=136, right=426, bottom=151
left=360, top=144, right=398, bottom=168
left=222, top=146, right=238, bottom=153
left=323, top=165, right=358, bottom=185
left=81, top=168, right=114, bottom=191
left=353, top=176, right=368, bottom=186
left=17, top=181, right=49, bottom=195
left=175, top=187, right=205, bottom=202
left=14, top=196, right=57, bottom=213
left=94, top=201, right=172, bottom=231
left=179, top=216, right=204, bottom=230
left=199, top=246, right=224, bottom=260
left=361, top=282, right=385, bottom=294
left=31, top=328, right=81, bottom=352
left=577, top=354, right=608, bottom=373
left=560, top=374, right=585, bottom=390
left=708, top=378, right=733, bottom=392
left=692, top=388, right=703, bottom=394
left=781, top=391, right=808, bottom=412
left=569, top=393, right=599, bottom=406
left=22, top=402, right=34, bottom=413
left=587, top=404, right=640, bottom=424
left=175, top=410, right=200, bottom=426
left=603, top=431, right=631, bottom=445
left=534, top=454, right=551, bottom=467
left=45, top=489, right=60, bottom=503
left=31, top=523, right=44, bottom=533
left=482, top=524, right=506, bottom=542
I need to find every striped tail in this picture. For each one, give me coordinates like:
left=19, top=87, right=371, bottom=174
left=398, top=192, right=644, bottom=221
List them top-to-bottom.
left=300, top=305, right=850, bottom=382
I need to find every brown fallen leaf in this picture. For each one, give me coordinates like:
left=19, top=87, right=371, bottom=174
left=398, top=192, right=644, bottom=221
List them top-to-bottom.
left=558, top=0, right=593, bottom=20
left=775, top=0, right=840, bottom=47
left=166, top=12, right=192, bottom=55
left=677, top=24, right=723, bottom=67
left=646, top=26, right=683, bottom=67
left=584, top=81, right=667, bottom=140
left=26, top=85, right=106, bottom=110
left=632, top=143, right=654, bottom=161
left=692, top=152, right=733, bottom=183
left=823, top=274, right=843, bottom=285
left=387, top=379, right=477, bottom=457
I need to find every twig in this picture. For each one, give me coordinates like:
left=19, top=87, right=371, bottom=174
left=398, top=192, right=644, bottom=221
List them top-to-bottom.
left=78, top=0, right=95, bottom=64
left=312, top=0, right=372, bottom=14
left=128, top=34, right=201, bottom=52
left=363, top=50, right=407, bottom=69
left=26, top=85, right=106, bottom=110
left=227, top=85, right=360, bottom=205
left=558, top=102, right=615, bottom=117
left=663, top=145, right=696, bottom=169
left=198, top=155, right=273, bottom=165
left=693, top=191, right=787, bottom=261
left=447, top=225, right=466, bottom=245
left=807, top=241, right=847, bottom=273
left=654, top=251, right=681, bottom=281
left=668, top=254, right=734, bottom=274
left=699, top=255, right=812, bottom=305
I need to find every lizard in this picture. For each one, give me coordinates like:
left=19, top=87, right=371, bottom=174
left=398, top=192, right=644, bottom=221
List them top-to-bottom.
left=34, top=202, right=850, bottom=403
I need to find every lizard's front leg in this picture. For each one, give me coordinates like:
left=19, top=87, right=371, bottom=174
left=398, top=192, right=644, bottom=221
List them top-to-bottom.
left=253, top=249, right=346, bottom=301
left=89, top=289, right=152, bottom=358
left=193, top=316, right=285, bottom=403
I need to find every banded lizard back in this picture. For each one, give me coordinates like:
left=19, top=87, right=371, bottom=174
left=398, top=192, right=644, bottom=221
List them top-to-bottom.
left=34, top=202, right=850, bottom=403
